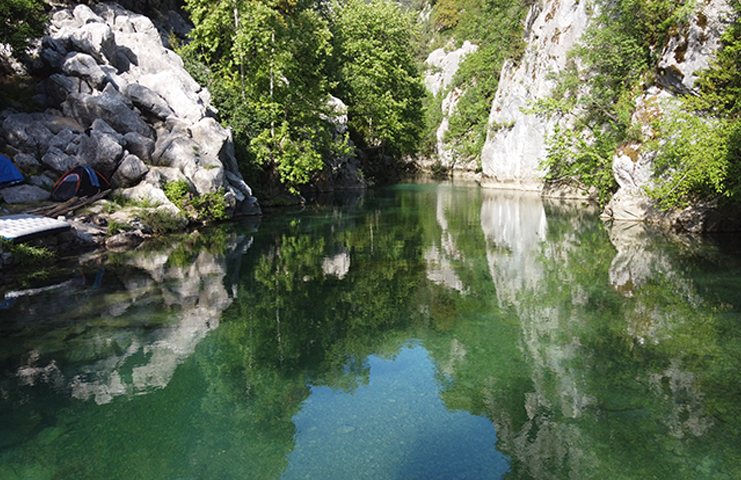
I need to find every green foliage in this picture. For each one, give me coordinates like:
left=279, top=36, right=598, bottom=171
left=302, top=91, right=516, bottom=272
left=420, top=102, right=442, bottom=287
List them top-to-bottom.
left=0, top=0, right=46, bottom=56
left=182, top=0, right=343, bottom=193
left=331, top=0, right=426, bottom=157
left=423, top=0, right=530, bottom=162
left=533, top=0, right=694, bottom=204
left=643, top=1, right=741, bottom=209
left=543, top=124, right=617, bottom=206
left=163, top=179, right=191, bottom=210
left=164, top=180, right=229, bottom=222
left=191, top=190, right=229, bottom=222
left=111, top=192, right=160, bottom=209
left=138, top=208, right=188, bottom=235
left=106, top=219, right=133, bottom=237
left=0, top=238, right=54, bottom=266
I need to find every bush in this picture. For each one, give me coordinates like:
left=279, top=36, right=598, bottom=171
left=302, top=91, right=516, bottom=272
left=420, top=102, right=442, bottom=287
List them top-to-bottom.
left=138, top=209, right=188, bottom=235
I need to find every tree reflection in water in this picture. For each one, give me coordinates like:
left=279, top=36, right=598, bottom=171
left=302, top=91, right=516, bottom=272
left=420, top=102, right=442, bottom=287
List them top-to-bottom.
left=1, top=184, right=740, bottom=479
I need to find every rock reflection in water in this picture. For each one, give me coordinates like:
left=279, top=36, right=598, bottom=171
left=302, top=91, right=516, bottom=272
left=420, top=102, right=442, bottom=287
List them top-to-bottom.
left=479, top=190, right=597, bottom=479
left=473, top=191, right=739, bottom=479
left=2, top=231, right=252, bottom=405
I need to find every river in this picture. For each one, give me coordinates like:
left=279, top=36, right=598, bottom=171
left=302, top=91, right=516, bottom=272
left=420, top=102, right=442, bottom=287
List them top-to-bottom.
left=1, top=181, right=740, bottom=479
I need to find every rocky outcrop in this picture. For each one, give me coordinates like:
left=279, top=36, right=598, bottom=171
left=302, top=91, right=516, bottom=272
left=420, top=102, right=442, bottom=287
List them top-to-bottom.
left=480, top=0, right=590, bottom=192
left=603, top=0, right=730, bottom=227
left=0, top=3, right=260, bottom=218
left=420, top=41, right=479, bottom=174
left=304, top=96, right=367, bottom=193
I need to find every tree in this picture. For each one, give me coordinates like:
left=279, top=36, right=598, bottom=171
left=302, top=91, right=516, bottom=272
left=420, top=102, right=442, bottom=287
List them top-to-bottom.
left=0, top=0, right=46, bottom=57
left=182, top=0, right=344, bottom=193
left=331, top=0, right=426, bottom=158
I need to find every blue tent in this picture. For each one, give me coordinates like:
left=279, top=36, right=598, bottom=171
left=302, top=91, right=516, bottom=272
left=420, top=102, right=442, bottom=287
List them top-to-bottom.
left=0, top=153, right=24, bottom=189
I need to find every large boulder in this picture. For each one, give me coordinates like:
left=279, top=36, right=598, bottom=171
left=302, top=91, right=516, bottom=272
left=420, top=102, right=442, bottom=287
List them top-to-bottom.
left=61, top=52, right=109, bottom=90
left=138, top=70, right=209, bottom=122
left=123, top=83, right=174, bottom=119
left=63, top=84, right=152, bottom=137
left=2, top=113, right=55, bottom=157
left=77, top=128, right=125, bottom=178
left=123, top=131, right=155, bottom=162
left=41, top=146, right=77, bottom=174
left=111, top=153, right=149, bottom=188
left=0, top=185, right=51, bottom=203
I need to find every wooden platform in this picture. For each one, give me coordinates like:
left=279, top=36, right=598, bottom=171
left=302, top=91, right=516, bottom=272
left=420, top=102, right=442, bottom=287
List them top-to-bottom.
left=0, top=214, right=71, bottom=242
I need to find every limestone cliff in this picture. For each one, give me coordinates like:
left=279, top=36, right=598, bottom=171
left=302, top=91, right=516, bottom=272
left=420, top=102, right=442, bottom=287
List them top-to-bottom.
left=480, top=0, right=590, bottom=193
left=480, top=0, right=735, bottom=230
left=603, top=0, right=731, bottom=228
left=422, top=41, right=479, bottom=175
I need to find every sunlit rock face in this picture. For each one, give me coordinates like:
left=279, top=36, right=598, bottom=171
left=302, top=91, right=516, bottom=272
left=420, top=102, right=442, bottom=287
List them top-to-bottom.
left=480, top=0, right=590, bottom=191
left=603, top=0, right=730, bottom=223
left=1, top=2, right=260, bottom=215
left=421, top=41, right=479, bottom=174
left=8, top=234, right=251, bottom=405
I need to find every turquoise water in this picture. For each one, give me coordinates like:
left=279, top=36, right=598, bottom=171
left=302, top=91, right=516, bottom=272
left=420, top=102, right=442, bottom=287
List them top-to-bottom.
left=1, top=182, right=741, bottom=479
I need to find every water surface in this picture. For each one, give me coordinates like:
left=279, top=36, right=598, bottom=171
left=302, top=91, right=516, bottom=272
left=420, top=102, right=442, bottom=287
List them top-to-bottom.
left=1, top=182, right=741, bottom=479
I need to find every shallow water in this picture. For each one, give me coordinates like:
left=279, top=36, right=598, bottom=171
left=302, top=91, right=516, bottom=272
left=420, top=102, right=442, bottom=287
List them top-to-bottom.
left=1, top=182, right=741, bottom=479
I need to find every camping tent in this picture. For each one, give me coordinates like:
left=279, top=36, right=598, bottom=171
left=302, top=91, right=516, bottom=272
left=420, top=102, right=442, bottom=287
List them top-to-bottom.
left=0, top=153, right=24, bottom=189
left=50, top=166, right=110, bottom=201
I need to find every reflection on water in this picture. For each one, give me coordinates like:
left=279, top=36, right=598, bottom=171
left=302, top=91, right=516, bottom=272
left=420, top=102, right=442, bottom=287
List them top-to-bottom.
left=1, top=183, right=740, bottom=479
left=284, top=344, right=509, bottom=480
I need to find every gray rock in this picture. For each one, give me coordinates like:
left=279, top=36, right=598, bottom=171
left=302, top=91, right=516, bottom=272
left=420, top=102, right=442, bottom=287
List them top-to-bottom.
left=73, top=4, right=104, bottom=25
left=69, top=21, right=118, bottom=67
left=40, top=36, right=68, bottom=71
left=424, top=41, right=478, bottom=97
left=62, top=52, right=109, bottom=90
left=139, top=71, right=207, bottom=123
left=45, top=74, right=77, bottom=107
left=123, top=83, right=174, bottom=119
left=63, top=84, right=151, bottom=137
left=2, top=113, right=54, bottom=156
left=42, top=115, right=84, bottom=135
left=189, top=117, right=228, bottom=164
left=90, top=118, right=124, bottom=143
left=48, top=128, right=79, bottom=153
left=77, top=129, right=124, bottom=178
left=123, top=132, right=155, bottom=162
left=152, top=135, right=199, bottom=179
left=41, top=146, right=77, bottom=174
left=14, top=153, right=42, bottom=174
left=111, top=153, right=149, bottom=188
left=192, top=166, right=224, bottom=195
left=225, top=170, right=253, bottom=197
left=28, top=174, right=56, bottom=189
left=0, top=184, right=51, bottom=203
left=105, top=231, right=144, bottom=251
